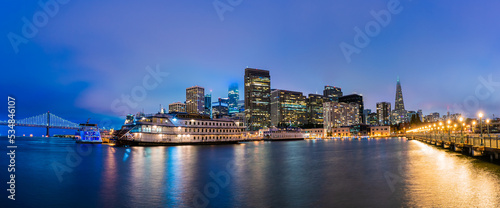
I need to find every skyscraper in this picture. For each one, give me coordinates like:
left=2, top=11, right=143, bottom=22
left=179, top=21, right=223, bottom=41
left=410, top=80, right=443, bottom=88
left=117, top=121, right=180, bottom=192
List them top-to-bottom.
left=244, top=68, right=271, bottom=131
left=392, top=77, right=407, bottom=124
left=395, top=77, right=405, bottom=111
left=228, top=83, right=239, bottom=115
left=186, top=86, right=205, bottom=114
left=323, top=86, right=343, bottom=101
left=270, top=89, right=307, bottom=127
left=204, top=92, right=212, bottom=118
left=307, top=94, right=327, bottom=126
left=339, top=94, right=364, bottom=123
left=323, top=101, right=360, bottom=132
left=376, top=102, right=391, bottom=126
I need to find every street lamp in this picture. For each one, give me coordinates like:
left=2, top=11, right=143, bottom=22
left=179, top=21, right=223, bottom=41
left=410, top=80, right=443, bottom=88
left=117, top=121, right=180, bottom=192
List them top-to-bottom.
left=479, top=112, right=483, bottom=145
left=459, top=117, right=464, bottom=136
left=486, top=119, right=490, bottom=135
left=447, top=120, right=451, bottom=137
left=472, top=121, right=476, bottom=133
left=439, top=122, right=443, bottom=135
left=433, top=124, right=437, bottom=138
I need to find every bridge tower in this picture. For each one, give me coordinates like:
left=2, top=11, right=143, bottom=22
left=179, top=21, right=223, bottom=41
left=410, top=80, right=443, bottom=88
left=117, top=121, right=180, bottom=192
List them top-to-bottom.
left=46, top=111, right=50, bottom=137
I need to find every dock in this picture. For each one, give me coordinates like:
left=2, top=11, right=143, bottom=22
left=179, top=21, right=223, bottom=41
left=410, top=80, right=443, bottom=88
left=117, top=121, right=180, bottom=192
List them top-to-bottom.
left=408, top=133, right=500, bottom=160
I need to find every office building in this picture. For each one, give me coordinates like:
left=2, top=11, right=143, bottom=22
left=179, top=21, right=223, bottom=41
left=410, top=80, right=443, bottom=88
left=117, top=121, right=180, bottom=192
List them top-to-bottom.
left=244, top=68, right=271, bottom=131
left=228, top=83, right=239, bottom=115
left=323, top=85, right=343, bottom=101
left=186, top=86, right=205, bottom=114
left=270, top=89, right=307, bottom=127
left=204, top=93, right=212, bottom=117
left=307, top=94, right=327, bottom=126
left=339, top=94, right=364, bottom=123
left=237, top=100, right=244, bottom=113
left=323, top=101, right=360, bottom=134
left=168, top=102, right=186, bottom=113
left=376, top=102, right=391, bottom=126
left=212, top=103, right=229, bottom=119
left=367, top=113, right=378, bottom=126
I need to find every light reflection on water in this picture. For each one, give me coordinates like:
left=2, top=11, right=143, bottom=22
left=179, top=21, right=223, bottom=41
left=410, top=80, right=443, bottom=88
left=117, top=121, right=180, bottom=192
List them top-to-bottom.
left=1, top=137, right=500, bottom=207
left=402, top=141, right=500, bottom=207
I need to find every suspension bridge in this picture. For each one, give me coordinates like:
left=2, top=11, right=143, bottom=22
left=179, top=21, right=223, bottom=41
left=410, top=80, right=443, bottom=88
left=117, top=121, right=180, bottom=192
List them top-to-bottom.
left=0, top=111, right=80, bottom=137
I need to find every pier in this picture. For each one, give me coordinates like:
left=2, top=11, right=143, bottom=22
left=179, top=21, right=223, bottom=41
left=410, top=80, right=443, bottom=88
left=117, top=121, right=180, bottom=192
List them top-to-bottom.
left=408, top=133, right=500, bottom=160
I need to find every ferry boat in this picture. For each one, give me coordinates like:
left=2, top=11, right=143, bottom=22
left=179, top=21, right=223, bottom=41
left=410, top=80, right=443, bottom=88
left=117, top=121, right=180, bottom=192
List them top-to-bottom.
left=114, top=112, right=246, bottom=146
left=75, top=124, right=102, bottom=143
left=263, top=127, right=304, bottom=141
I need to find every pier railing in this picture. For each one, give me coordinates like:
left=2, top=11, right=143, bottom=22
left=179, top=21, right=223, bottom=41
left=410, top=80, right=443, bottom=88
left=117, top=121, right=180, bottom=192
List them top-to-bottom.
left=408, top=133, right=500, bottom=149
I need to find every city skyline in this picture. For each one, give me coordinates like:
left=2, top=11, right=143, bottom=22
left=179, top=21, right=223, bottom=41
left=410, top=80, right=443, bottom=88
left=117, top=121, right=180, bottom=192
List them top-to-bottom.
left=2, top=0, right=500, bottom=126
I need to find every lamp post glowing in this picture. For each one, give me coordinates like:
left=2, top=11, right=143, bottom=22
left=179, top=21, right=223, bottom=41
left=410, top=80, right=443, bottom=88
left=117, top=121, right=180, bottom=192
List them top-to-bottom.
left=479, top=112, right=483, bottom=145
left=459, top=117, right=464, bottom=137
left=486, top=119, right=490, bottom=135
left=447, top=120, right=451, bottom=138
left=472, top=121, right=476, bottom=133
left=439, top=122, right=443, bottom=135
left=433, top=124, right=437, bottom=138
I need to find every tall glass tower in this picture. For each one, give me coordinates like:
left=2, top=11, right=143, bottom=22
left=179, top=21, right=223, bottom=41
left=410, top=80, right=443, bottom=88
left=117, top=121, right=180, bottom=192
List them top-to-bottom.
left=244, top=68, right=271, bottom=131
left=392, top=77, right=407, bottom=124
left=394, top=77, right=405, bottom=111
left=228, top=83, right=239, bottom=115
left=186, top=86, right=205, bottom=115
left=204, top=92, right=212, bottom=118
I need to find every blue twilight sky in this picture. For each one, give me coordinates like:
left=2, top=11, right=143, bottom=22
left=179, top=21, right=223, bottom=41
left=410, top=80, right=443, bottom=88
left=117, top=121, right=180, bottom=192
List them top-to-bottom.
left=1, top=0, right=500, bottom=130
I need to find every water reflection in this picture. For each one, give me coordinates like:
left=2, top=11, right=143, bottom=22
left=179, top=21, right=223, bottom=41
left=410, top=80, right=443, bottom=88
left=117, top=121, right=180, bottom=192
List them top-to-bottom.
left=2, top=137, right=500, bottom=207
left=403, top=141, right=500, bottom=207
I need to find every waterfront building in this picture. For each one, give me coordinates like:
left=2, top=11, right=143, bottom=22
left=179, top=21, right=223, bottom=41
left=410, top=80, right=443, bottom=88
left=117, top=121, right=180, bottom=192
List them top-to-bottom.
left=244, top=68, right=271, bottom=131
left=391, top=77, right=407, bottom=124
left=228, top=83, right=239, bottom=115
left=323, top=85, right=342, bottom=101
left=186, top=86, right=205, bottom=114
left=270, top=89, right=307, bottom=127
left=205, top=93, right=212, bottom=117
left=307, top=94, right=327, bottom=127
left=339, top=94, right=364, bottom=123
left=323, top=101, right=360, bottom=135
left=169, top=102, right=186, bottom=113
left=376, top=102, right=391, bottom=126
left=330, top=126, right=352, bottom=137
left=370, top=126, right=391, bottom=137
left=263, top=127, right=304, bottom=141
left=302, top=128, right=325, bottom=139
